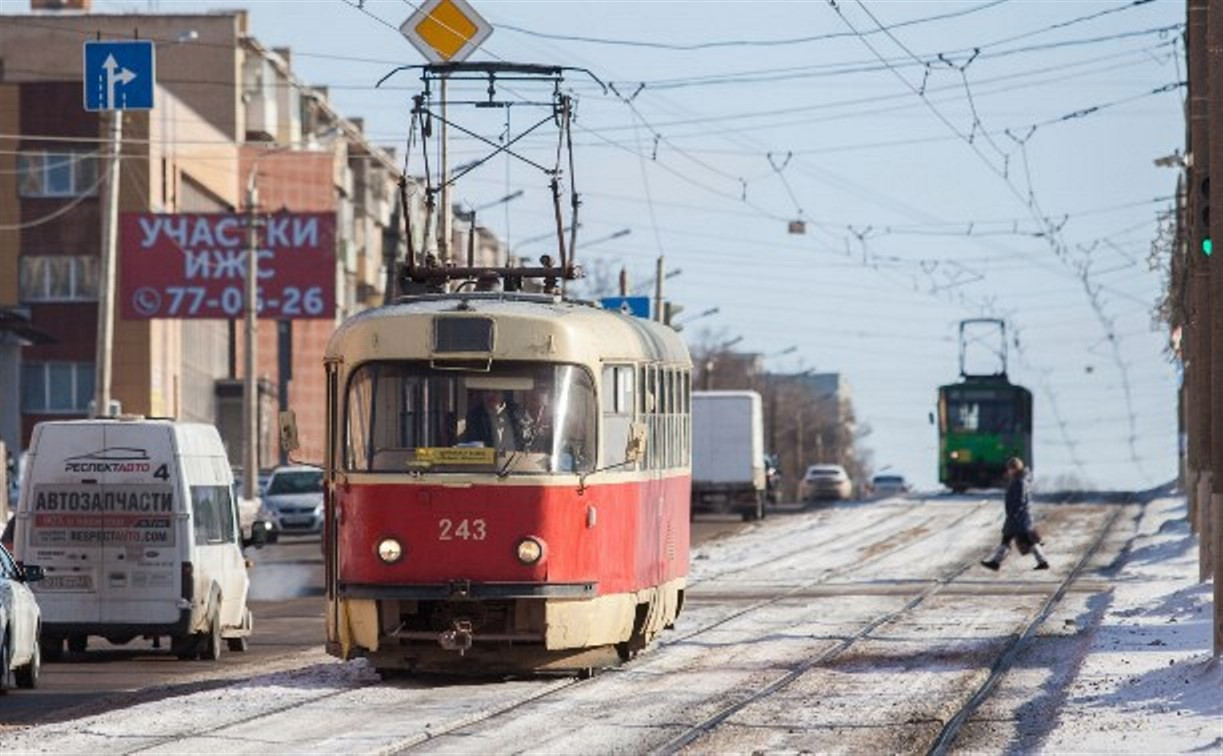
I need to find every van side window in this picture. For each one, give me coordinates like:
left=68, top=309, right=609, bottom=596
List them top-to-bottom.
left=192, top=485, right=237, bottom=545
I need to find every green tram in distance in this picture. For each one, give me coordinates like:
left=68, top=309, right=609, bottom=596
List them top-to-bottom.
left=937, top=319, right=1033, bottom=493
left=937, top=377, right=1032, bottom=492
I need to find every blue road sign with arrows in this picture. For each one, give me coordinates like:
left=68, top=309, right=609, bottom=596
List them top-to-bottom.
left=83, top=40, right=155, bottom=111
left=600, top=296, right=651, bottom=318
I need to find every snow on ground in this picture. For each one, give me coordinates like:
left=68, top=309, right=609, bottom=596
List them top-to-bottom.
left=2, top=494, right=1219, bottom=754
left=1040, top=495, right=1223, bottom=753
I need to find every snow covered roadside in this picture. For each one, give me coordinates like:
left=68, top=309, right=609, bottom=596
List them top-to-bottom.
left=1037, top=495, right=1222, bottom=753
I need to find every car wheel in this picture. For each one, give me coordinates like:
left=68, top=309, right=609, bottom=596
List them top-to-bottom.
left=15, top=630, right=40, bottom=689
left=0, top=631, right=9, bottom=694
left=171, top=633, right=199, bottom=660
left=67, top=634, right=87, bottom=654
left=39, top=636, right=63, bottom=663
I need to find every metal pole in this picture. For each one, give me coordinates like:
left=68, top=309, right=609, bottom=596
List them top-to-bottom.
left=1188, top=0, right=1214, bottom=584
left=1204, top=0, right=1223, bottom=656
left=439, top=77, right=452, bottom=269
left=93, top=111, right=122, bottom=418
left=243, top=177, right=259, bottom=502
left=654, top=255, right=664, bottom=322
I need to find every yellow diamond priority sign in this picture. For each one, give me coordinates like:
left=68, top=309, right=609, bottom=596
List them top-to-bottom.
left=400, top=0, right=493, bottom=64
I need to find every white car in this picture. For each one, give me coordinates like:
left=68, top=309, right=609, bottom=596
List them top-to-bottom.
left=799, top=464, right=853, bottom=502
left=869, top=474, right=911, bottom=498
left=1, top=542, right=43, bottom=690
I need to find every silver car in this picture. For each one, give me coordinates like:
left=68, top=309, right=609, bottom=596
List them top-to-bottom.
left=799, top=464, right=853, bottom=502
left=258, top=466, right=325, bottom=537
left=1, top=542, right=43, bottom=690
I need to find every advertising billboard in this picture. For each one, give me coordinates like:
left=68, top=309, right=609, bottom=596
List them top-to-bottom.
left=120, top=213, right=336, bottom=319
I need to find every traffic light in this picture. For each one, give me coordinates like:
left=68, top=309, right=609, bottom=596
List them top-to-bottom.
left=1199, top=174, right=1211, bottom=256
left=663, top=301, right=684, bottom=328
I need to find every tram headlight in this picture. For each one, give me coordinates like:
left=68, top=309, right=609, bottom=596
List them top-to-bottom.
left=515, top=536, right=545, bottom=565
left=377, top=538, right=404, bottom=564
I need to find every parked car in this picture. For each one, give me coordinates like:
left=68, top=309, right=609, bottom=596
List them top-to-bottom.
left=799, top=464, right=853, bottom=502
left=259, top=466, right=325, bottom=537
left=869, top=473, right=911, bottom=498
left=1, top=541, right=43, bottom=690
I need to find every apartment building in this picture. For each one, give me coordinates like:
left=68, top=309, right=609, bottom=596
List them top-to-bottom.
left=0, top=3, right=413, bottom=467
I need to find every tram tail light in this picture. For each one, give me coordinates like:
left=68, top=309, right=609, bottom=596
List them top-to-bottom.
left=515, top=536, right=545, bottom=565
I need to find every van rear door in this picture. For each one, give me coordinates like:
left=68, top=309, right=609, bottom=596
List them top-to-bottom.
left=21, top=423, right=107, bottom=625
left=99, top=423, right=180, bottom=625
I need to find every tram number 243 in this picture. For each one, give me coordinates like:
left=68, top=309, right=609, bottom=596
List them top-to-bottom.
left=438, top=518, right=488, bottom=541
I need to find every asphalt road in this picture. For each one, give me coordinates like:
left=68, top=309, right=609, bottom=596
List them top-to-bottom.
left=0, top=508, right=768, bottom=728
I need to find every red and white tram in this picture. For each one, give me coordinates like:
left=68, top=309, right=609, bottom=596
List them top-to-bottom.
left=321, top=292, right=692, bottom=673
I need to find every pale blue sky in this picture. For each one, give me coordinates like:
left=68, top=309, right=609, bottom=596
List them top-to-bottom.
left=90, top=0, right=1186, bottom=489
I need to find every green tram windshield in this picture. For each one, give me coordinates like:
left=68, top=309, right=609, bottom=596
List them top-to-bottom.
left=345, top=361, right=597, bottom=475
left=939, top=385, right=1031, bottom=435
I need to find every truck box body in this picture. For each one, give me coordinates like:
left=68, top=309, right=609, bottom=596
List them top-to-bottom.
left=691, top=391, right=766, bottom=519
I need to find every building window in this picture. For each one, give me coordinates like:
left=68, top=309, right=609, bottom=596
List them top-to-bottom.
left=18, top=151, right=99, bottom=198
left=19, top=255, right=100, bottom=302
left=21, top=362, right=94, bottom=414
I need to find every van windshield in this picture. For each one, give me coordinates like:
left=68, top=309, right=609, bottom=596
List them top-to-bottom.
left=345, top=361, right=597, bottom=475
left=266, top=470, right=323, bottom=495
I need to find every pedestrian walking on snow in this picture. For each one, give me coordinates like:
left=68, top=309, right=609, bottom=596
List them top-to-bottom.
left=980, top=457, right=1049, bottom=571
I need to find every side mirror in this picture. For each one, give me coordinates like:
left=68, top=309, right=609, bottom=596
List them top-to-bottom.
left=279, top=411, right=301, bottom=454
left=625, top=422, right=647, bottom=464
left=21, top=564, right=44, bottom=583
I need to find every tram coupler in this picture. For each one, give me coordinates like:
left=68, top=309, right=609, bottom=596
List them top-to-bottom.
left=439, top=620, right=474, bottom=655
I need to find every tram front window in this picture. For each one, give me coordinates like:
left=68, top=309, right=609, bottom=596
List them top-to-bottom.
left=346, top=362, right=596, bottom=474
left=948, top=400, right=1016, bottom=433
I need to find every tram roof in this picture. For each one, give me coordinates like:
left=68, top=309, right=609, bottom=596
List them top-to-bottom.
left=325, top=293, right=692, bottom=369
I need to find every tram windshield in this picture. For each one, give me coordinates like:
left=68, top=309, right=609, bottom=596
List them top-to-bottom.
left=345, top=361, right=597, bottom=475
left=947, top=400, right=1016, bottom=434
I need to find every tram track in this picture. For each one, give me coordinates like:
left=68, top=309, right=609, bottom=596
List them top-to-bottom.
left=13, top=493, right=1120, bottom=755
left=652, top=494, right=1129, bottom=755
left=384, top=497, right=1006, bottom=753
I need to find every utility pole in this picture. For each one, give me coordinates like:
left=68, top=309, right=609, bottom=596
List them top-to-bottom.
left=1187, top=0, right=1214, bottom=586
left=1204, top=0, right=1223, bottom=656
left=439, top=77, right=452, bottom=270
left=93, top=110, right=122, bottom=418
left=243, top=178, right=260, bottom=502
left=653, top=255, right=664, bottom=322
left=619, top=267, right=628, bottom=297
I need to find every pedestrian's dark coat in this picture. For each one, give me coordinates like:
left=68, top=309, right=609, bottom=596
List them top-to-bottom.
left=1001, top=473, right=1040, bottom=553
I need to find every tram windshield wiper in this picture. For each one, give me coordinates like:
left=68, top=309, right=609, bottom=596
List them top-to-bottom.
left=497, top=451, right=522, bottom=478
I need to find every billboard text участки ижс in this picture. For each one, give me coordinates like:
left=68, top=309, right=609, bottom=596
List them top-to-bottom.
left=120, top=213, right=336, bottom=320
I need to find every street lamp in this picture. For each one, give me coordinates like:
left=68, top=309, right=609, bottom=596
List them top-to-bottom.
left=580, top=227, right=631, bottom=250
left=676, top=306, right=719, bottom=328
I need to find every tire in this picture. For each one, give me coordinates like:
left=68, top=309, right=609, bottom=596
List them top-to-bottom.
left=199, top=605, right=222, bottom=661
left=0, top=631, right=9, bottom=694
left=15, top=631, right=40, bottom=689
left=171, top=634, right=199, bottom=660
left=67, top=635, right=87, bottom=654
left=226, top=635, right=248, bottom=653
left=39, top=636, right=63, bottom=663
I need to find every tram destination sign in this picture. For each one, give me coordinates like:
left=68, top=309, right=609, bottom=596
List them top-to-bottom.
left=120, top=213, right=336, bottom=320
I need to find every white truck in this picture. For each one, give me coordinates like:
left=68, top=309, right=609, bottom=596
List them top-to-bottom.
left=691, top=390, right=767, bottom=521
left=14, top=418, right=261, bottom=660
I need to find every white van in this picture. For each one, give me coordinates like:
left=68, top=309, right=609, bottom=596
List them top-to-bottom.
left=14, top=418, right=260, bottom=661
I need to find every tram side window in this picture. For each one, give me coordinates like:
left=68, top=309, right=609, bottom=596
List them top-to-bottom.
left=602, top=364, right=635, bottom=468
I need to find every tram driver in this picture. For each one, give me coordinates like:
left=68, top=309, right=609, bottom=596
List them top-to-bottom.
left=461, top=390, right=523, bottom=452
